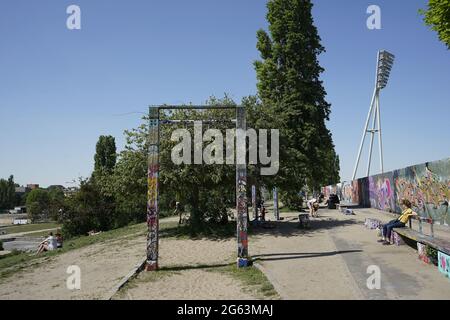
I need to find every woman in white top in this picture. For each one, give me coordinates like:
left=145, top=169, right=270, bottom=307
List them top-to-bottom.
left=36, top=232, right=58, bottom=255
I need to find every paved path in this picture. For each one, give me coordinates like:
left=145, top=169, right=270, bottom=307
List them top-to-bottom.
left=251, top=208, right=450, bottom=300
left=0, top=228, right=57, bottom=240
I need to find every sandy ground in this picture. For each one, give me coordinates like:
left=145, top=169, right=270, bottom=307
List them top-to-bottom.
left=2, top=208, right=450, bottom=300
left=251, top=208, right=450, bottom=300
left=0, top=218, right=257, bottom=300
left=0, top=233, right=146, bottom=300
left=114, top=238, right=257, bottom=300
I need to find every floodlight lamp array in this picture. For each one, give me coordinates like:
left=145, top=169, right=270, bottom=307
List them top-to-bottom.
left=377, top=50, right=395, bottom=89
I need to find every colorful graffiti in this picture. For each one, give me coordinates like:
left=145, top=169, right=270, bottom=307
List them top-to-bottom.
left=236, top=106, right=248, bottom=266
left=146, top=108, right=160, bottom=271
left=322, top=157, right=450, bottom=225
left=393, top=161, right=450, bottom=225
left=369, top=174, right=395, bottom=212
left=341, top=181, right=359, bottom=204
left=251, top=185, right=257, bottom=220
left=273, top=187, right=279, bottom=220
left=438, top=251, right=450, bottom=278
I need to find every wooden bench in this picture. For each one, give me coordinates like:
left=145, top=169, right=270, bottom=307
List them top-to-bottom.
left=393, top=217, right=450, bottom=256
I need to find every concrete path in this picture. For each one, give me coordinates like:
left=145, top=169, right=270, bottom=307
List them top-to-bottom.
left=251, top=208, right=450, bottom=300
left=0, top=228, right=57, bottom=240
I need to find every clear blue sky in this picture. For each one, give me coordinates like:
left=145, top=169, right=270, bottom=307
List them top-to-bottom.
left=0, top=0, right=449, bottom=187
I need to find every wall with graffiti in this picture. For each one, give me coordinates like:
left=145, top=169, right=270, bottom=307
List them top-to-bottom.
left=322, top=157, right=450, bottom=225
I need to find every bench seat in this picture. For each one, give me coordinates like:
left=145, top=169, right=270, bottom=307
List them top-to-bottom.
left=393, top=227, right=450, bottom=256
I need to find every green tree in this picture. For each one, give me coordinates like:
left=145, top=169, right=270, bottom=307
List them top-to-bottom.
left=253, top=0, right=339, bottom=195
left=420, top=0, right=450, bottom=49
left=94, top=96, right=237, bottom=231
left=94, top=135, right=117, bottom=174
left=0, top=175, right=16, bottom=210
left=62, top=179, right=114, bottom=237
left=48, top=187, right=66, bottom=221
left=26, top=189, right=50, bottom=222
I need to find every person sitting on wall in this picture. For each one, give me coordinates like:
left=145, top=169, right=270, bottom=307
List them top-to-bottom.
left=378, top=199, right=418, bottom=246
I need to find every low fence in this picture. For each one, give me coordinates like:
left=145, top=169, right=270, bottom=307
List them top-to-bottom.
left=322, top=157, right=450, bottom=226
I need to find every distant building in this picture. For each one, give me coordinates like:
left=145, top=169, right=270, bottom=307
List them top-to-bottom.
left=27, top=184, right=39, bottom=190
left=15, top=186, right=28, bottom=195
left=64, top=187, right=78, bottom=197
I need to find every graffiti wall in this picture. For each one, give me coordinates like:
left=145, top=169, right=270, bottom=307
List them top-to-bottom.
left=322, top=157, right=450, bottom=225
left=393, top=159, right=450, bottom=225
left=368, top=173, right=396, bottom=212
left=341, top=181, right=360, bottom=204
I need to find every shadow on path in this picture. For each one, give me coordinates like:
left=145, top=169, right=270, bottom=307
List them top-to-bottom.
left=250, top=217, right=359, bottom=238
left=252, top=250, right=363, bottom=262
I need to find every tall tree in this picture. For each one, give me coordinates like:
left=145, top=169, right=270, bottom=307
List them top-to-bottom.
left=254, top=0, right=339, bottom=195
left=420, top=0, right=450, bottom=49
left=94, top=136, right=117, bottom=174
left=0, top=175, right=16, bottom=210
left=26, top=189, right=50, bottom=222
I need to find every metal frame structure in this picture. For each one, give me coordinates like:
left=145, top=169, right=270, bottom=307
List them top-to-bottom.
left=352, top=50, right=395, bottom=180
left=146, top=105, right=249, bottom=271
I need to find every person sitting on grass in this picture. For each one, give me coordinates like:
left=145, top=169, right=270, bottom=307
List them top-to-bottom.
left=379, top=199, right=418, bottom=245
left=55, top=230, right=63, bottom=249
left=36, top=232, right=58, bottom=255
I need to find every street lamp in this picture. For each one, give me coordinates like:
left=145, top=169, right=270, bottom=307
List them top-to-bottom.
left=352, top=50, right=395, bottom=180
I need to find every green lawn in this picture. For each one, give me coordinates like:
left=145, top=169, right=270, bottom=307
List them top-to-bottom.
left=1, top=223, right=61, bottom=235
left=213, top=262, right=279, bottom=299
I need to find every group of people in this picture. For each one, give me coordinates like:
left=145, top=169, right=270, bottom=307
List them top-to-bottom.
left=36, top=231, right=63, bottom=255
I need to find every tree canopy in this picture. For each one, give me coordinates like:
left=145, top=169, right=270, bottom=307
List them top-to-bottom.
left=253, top=0, right=340, bottom=195
left=420, top=0, right=450, bottom=49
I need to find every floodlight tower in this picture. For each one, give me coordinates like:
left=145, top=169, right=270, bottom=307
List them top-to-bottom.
left=352, top=50, right=395, bottom=180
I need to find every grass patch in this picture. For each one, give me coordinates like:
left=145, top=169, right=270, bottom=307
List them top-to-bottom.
left=280, top=206, right=299, bottom=213
left=160, top=222, right=236, bottom=240
left=1, top=223, right=61, bottom=235
left=213, top=262, right=279, bottom=299
left=114, top=269, right=178, bottom=299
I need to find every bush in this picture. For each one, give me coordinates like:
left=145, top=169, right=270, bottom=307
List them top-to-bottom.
left=62, top=180, right=114, bottom=238
left=280, top=191, right=303, bottom=211
left=0, top=240, right=3, bottom=251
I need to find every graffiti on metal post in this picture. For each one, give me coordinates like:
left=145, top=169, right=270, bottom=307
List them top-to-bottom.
left=147, top=107, right=160, bottom=271
left=236, top=107, right=248, bottom=266
left=273, top=187, right=279, bottom=220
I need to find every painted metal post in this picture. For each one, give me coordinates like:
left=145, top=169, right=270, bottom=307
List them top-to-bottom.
left=146, top=106, right=160, bottom=271
left=236, top=106, right=249, bottom=267
left=252, top=185, right=257, bottom=221
left=273, top=187, right=279, bottom=220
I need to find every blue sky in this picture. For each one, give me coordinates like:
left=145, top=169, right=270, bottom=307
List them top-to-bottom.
left=0, top=0, right=449, bottom=187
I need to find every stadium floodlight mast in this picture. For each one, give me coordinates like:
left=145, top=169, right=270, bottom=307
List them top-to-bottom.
left=352, top=50, right=395, bottom=180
